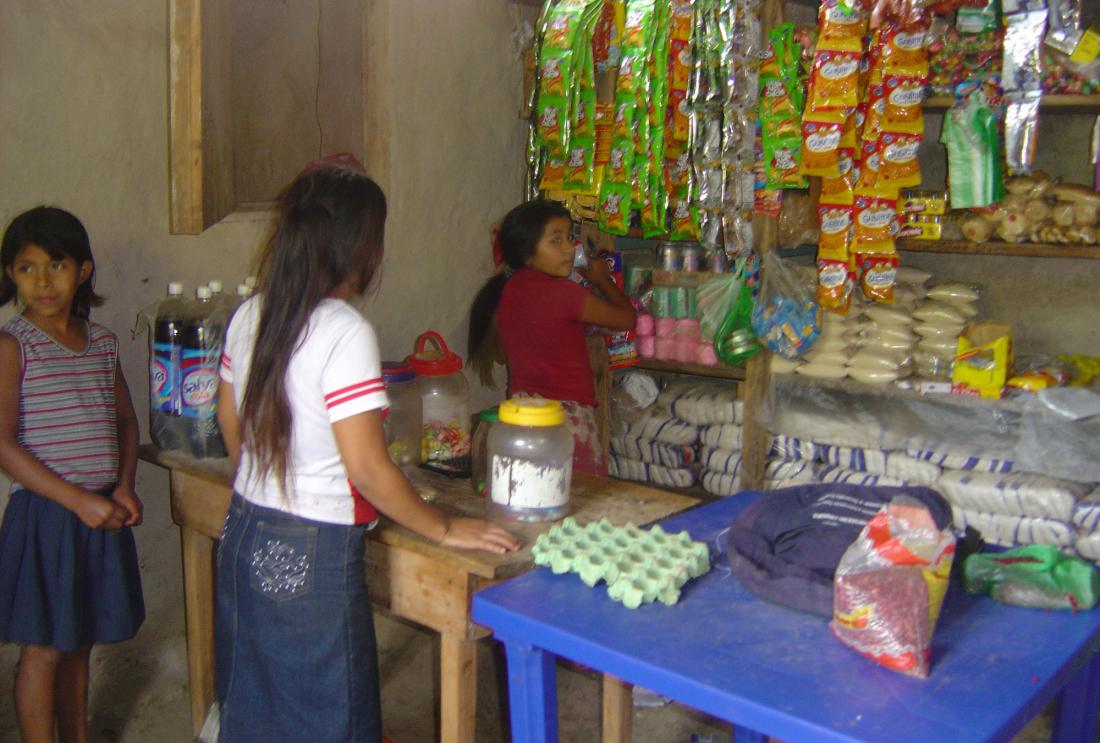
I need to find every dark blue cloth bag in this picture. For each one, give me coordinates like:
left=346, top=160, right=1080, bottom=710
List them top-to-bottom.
left=726, top=483, right=952, bottom=617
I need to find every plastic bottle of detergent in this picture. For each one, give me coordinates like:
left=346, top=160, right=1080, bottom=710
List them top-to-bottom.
left=150, top=281, right=188, bottom=450
left=180, top=286, right=227, bottom=458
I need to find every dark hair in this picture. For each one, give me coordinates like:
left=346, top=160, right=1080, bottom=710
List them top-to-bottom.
left=241, top=166, right=387, bottom=496
left=467, top=200, right=571, bottom=386
left=0, top=206, right=104, bottom=319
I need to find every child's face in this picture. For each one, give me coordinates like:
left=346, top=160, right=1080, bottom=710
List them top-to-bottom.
left=526, top=216, right=573, bottom=279
left=5, top=243, right=90, bottom=322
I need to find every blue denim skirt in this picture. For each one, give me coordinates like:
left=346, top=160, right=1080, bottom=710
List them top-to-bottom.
left=0, top=489, right=144, bottom=652
left=215, top=493, right=382, bottom=742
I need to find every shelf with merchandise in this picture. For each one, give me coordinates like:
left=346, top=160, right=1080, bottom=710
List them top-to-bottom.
left=896, top=238, right=1100, bottom=260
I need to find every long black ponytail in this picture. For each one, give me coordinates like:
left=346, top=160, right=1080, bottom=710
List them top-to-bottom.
left=467, top=200, right=571, bottom=386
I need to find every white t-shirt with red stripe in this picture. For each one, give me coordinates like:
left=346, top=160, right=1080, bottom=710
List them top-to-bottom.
left=220, top=296, right=388, bottom=524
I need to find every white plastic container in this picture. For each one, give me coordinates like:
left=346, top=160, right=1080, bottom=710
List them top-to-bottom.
left=405, top=331, right=470, bottom=468
left=488, top=398, right=574, bottom=522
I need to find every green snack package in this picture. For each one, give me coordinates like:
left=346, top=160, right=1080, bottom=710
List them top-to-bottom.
left=536, top=95, right=571, bottom=150
left=764, top=134, right=807, bottom=189
left=563, top=136, right=596, bottom=191
left=598, top=181, right=633, bottom=235
left=964, top=545, right=1100, bottom=611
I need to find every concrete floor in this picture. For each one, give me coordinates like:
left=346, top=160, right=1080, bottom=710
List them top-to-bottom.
left=0, top=464, right=1074, bottom=742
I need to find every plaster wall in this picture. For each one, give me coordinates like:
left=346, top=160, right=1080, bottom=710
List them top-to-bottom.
left=0, top=1, right=530, bottom=733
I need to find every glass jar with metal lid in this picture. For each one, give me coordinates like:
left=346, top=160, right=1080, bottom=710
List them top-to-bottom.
left=487, top=398, right=574, bottom=522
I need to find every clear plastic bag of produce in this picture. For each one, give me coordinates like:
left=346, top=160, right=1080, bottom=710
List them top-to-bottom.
left=830, top=497, right=956, bottom=679
left=963, top=544, right=1100, bottom=610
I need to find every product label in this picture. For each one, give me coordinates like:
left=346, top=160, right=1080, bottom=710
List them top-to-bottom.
left=820, top=58, right=859, bottom=80
left=151, top=342, right=177, bottom=413
left=180, top=347, right=219, bottom=418
left=491, top=455, right=571, bottom=511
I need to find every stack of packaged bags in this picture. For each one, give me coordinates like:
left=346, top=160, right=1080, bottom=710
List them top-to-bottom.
left=609, top=378, right=748, bottom=494
left=764, top=424, right=1100, bottom=563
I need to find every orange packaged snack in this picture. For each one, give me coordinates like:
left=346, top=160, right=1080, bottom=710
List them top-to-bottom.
left=818, top=0, right=868, bottom=53
left=880, top=22, right=930, bottom=76
left=808, top=50, right=862, bottom=112
left=882, top=74, right=925, bottom=134
left=861, top=84, right=886, bottom=143
left=801, top=118, right=844, bottom=177
left=877, top=132, right=922, bottom=191
left=854, top=139, right=881, bottom=193
left=820, top=149, right=856, bottom=205
left=853, top=194, right=898, bottom=252
left=817, top=201, right=854, bottom=312
left=818, top=203, right=854, bottom=254
left=856, top=252, right=899, bottom=304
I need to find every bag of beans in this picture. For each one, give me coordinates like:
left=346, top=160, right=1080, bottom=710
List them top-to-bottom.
left=830, top=497, right=956, bottom=679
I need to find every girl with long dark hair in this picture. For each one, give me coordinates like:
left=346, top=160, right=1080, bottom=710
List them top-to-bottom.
left=215, top=155, right=517, bottom=742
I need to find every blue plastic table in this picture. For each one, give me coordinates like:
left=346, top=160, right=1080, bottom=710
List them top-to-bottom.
left=472, top=494, right=1100, bottom=743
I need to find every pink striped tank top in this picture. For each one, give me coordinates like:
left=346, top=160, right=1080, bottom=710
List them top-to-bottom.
left=4, top=315, right=119, bottom=491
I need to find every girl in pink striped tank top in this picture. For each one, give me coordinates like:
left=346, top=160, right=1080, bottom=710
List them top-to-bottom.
left=0, top=207, right=144, bottom=743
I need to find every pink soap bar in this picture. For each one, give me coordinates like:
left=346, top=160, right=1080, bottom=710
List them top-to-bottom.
left=635, top=312, right=655, bottom=336
left=655, top=317, right=677, bottom=337
left=674, top=318, right=701, bottom=339
left=637, top=335, right=656, bottom=358
left=655, top=337, right=677, bottom=360
left=675, top=338, right=697, bottom=363
left=696, top=340, right=719, bottom=366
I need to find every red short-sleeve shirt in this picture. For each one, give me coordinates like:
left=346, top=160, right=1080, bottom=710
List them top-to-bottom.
left=496, top=268, right=595, bottom=406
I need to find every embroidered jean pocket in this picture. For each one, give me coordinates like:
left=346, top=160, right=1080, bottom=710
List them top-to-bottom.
left=248, top=522, right=317, bottom=602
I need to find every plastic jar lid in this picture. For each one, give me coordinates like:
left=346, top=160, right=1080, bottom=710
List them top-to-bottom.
left=406, top=330, right=463, bottom=376
left=382, top=361, right=416, bottom=385
left=498, top=398, right=565, bottom=427
left=478, top=406, right=500, bottom=422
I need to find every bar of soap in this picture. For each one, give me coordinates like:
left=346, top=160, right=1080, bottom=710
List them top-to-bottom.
left=531, top=517, right=711, bottom=608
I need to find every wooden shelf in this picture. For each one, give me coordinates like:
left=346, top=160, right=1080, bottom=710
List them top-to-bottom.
left=923, top=94, right=1100, bottom=111
left=897, top=238, right=1100, bottom=259
left=634, top=358, right=747, bottom=381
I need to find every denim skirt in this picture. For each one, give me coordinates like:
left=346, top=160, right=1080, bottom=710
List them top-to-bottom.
left=0, top=489, right=144, bottom=652
left=215, top=493, right=382, bottom=742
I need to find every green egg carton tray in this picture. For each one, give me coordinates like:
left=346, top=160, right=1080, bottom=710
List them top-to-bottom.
left=531, top=517, right=711, bottom=609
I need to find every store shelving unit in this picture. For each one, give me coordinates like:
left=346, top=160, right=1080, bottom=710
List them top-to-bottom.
left=923, top=94, right=1100, bottom=111
left=897, top=238, right=1100, bottom=260
left=636, top=358, right=747, bottom=381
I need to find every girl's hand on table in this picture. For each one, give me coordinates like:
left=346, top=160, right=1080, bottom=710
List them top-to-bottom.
left=439, top=517, right=520, bottom=554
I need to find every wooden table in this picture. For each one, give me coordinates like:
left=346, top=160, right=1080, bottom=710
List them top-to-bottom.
left=138, top=444, right=698, bottom=742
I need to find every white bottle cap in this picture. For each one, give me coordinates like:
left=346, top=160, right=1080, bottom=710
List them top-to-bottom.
left=244, top=276, right=258, bottom=289
left=208, top=280, right=224, bottom=294
left=167, top=281, right=184, bottom=296
left=236, top=283, right=251, bottom=297
left=196, top=286, right=212, bottom=300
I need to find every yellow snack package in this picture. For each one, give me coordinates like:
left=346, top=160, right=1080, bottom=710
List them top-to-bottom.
left=818, top=0, right=868, bottom=53
left=880, top=22, right=930, bottom=77
left=808, top=49, right=862, bottom=112
left=882, top=74, right=925, bottom=135
left=801, top=118, right=844, bottom=178
left=877, top=132, right=922, bottom=191
left=820, top=149, right=856, bottom=205
left=853, top=194, right=898, bottom=253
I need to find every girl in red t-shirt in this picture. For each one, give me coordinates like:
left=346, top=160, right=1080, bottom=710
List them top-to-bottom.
left=468, top=201, right=635, bottom=476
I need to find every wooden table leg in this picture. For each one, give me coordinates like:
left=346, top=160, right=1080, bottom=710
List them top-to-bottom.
left=180, top=526, right=217, bottom=735
left=439, top=632, right=478, bottom=743
left=601, top=673, right=632, bottom=743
